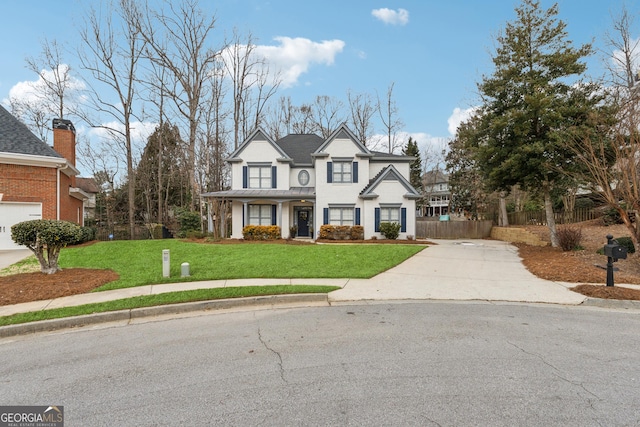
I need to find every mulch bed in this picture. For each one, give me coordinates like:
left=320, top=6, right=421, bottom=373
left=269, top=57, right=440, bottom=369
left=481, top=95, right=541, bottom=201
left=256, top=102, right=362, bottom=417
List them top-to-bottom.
left=0, top=269, right=119, bottom=306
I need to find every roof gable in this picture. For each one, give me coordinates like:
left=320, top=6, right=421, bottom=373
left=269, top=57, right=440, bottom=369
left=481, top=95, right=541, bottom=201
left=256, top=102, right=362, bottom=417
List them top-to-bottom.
left=0, top=105, right=62, bottom=158
left=314, top=123, right=371, bottom=156
left=228, top=128, right=290, bottom=161
left=360, top=164, right=421, bottom=200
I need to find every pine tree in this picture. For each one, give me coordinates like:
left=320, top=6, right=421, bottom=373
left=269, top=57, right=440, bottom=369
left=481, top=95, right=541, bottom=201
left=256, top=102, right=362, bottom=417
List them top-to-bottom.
left=474, top=0, right=601, bottom=247
left=402, top=137, right=423, bottom=192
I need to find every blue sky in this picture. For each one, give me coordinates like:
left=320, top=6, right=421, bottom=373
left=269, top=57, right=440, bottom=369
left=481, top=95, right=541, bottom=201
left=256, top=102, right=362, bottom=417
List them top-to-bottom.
left=0, top=0, right=634, bottom=166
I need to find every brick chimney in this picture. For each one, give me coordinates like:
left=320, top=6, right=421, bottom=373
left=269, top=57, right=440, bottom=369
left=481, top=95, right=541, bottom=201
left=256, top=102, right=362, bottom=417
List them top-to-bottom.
left=52, top=118, right=77, bottom=186
left=52, top=118, right=76, bottom=166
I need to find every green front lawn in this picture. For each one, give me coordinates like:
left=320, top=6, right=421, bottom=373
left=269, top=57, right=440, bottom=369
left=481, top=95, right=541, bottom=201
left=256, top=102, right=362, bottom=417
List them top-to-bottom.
left=57, top=240, right=426, bottom=291
left=0, top=285, right=340, bottom=327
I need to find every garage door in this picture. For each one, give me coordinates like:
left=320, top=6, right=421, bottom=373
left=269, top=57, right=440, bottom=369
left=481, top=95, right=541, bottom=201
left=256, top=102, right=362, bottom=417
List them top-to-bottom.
left=0, top=202, right=42, bottom=249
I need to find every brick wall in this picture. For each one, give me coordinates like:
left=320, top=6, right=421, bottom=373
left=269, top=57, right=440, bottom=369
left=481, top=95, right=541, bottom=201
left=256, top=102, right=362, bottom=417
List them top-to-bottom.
left=0, top=163, right=58, bottom=218
left=58, top=172, right=83, bottom=223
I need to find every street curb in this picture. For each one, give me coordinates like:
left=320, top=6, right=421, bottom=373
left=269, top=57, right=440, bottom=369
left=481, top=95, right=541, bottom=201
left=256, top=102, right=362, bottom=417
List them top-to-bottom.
left=0, top=294, right=329, bottom=339
left=581, top=297, right=640, bottom=310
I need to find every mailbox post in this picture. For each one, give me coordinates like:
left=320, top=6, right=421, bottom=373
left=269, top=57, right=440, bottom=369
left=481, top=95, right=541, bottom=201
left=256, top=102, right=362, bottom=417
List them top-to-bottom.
left=603, top=235, right=627, bottom=287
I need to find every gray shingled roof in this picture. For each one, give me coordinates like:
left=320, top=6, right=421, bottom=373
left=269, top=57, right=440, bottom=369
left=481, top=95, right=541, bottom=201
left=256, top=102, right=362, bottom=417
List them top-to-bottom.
left=0, top=105, right=62, bottom=158
left=274, top=134, right=324, bottom=165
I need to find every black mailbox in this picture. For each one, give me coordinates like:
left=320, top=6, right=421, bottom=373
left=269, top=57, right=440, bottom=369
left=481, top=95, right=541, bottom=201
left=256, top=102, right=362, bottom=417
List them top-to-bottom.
left=604, top=235, right=628, bottom=287
left=604, top=240, right=628, bottom=260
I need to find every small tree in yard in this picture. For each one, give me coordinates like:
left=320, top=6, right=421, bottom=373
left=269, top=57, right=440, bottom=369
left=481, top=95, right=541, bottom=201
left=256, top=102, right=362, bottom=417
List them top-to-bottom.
left=11, top=220, right=82, bottom=274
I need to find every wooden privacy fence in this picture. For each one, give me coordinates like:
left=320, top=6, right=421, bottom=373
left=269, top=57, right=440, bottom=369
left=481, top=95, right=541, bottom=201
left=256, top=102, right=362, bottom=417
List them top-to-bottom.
left=506, top=208, right=601, bottom=226
left=416, top=220, right=494, bottom=239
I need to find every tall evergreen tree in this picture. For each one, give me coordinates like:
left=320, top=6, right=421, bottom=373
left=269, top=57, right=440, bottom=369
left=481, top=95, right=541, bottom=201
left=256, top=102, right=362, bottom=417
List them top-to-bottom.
left=474, top=0, right=601, bottom=247
left=135, top=122, right=190, bottom=224
left=402, top=136, right=423, bottom=192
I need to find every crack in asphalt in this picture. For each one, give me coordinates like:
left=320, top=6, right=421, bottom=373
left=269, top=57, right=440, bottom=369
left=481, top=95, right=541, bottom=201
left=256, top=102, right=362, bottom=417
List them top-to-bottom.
left=258, top=326, right=287, bottom=384
left=507, top=341, right=601, bottom=401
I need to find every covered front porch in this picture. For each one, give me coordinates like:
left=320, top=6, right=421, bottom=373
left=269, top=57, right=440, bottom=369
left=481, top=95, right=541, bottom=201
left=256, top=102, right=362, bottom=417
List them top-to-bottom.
left=201, top=188, right=316, bottom=239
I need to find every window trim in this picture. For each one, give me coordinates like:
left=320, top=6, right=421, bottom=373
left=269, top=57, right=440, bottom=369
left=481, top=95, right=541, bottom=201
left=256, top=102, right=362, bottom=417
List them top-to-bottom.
left=247, top=165, right=272, bottom=189
left=248, top=204, right=273, bottom=225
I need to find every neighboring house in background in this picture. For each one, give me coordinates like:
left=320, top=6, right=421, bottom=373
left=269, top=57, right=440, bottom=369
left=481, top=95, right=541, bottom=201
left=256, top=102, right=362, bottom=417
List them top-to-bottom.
left=0, top=105, right=88, bottom=249
left=202, top=124, right=421, bottom=239
left=422, top=169, right=450, bottom=217
left=76, top=177, right=100, bottom=220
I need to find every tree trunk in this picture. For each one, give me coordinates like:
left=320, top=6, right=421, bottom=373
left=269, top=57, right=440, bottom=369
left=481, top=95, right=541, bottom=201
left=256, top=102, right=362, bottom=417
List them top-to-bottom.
left=544, top=189, right=559, bottom=248
left=498, top=192, right=509, bottom=226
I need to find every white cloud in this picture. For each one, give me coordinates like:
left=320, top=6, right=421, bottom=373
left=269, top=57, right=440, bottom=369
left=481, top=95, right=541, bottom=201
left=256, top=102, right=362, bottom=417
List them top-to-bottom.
left=371, top=8, right=409, bottom=26
left=254, top=37, right=345, bottom=88
left=3, top=64, right=87, bottom=115
left=447, top=106, right=478, bottom=135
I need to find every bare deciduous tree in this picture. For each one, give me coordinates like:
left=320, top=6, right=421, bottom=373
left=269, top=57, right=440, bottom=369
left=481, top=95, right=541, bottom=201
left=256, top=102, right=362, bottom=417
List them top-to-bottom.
left=78, top=0, right=146, bottom=239
left=136, top=0, right=219, bottom=209
left=567, top=6, right=640, bottom=248
left=10, top=38, right=79, bottom=142
left=377, top=82, right=405, bottom=154
left=347, top=90, right=377, bottom=146
left=310, top=95, right=345, bottom=138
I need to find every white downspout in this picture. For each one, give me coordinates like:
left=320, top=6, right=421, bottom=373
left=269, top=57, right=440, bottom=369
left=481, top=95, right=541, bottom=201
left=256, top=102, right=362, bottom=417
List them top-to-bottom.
left=56, top=167, right=61, bottom=220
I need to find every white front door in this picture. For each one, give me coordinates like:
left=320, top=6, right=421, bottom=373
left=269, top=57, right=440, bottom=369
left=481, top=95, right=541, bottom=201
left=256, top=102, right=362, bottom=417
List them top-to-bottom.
left=0, top=202, right=42, bottom=249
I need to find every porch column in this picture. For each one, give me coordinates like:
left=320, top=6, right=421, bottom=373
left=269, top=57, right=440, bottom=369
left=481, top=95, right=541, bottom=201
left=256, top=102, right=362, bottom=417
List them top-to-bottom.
left=207, top=201, right=213, bottom=232
left=278, top=201, right=283, bottom=229
left=312, top=201, right=316, bottom=239
left=243, top=202, right=248, bottom=227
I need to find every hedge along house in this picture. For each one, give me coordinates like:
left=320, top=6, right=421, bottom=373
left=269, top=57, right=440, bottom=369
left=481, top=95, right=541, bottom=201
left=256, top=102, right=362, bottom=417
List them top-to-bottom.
left=0, top=105, right=88, bottom=249
left=201, top=123, right=421, bottom=240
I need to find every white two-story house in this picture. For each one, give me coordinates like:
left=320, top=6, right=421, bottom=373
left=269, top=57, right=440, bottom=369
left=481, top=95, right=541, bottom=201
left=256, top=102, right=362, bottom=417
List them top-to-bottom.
left=202, top=124, right=421, bottom=240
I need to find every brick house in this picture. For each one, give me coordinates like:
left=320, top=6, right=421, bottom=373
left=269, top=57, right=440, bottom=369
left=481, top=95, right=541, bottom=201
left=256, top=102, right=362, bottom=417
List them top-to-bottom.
left=0, top=105, right=87, bottom=249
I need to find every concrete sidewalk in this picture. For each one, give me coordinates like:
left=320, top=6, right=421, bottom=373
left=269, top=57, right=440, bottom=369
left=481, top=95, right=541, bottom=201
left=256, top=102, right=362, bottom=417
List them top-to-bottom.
left=0, top=239, right=590, bottom=320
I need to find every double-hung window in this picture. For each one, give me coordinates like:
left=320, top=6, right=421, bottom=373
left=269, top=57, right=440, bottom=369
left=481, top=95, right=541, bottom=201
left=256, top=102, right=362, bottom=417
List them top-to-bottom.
left=327, top=160, right=357, bottom=183
left=333, top=161, right=352, bottom=183
left=249, top=165, right=272, bottom=189
left=248, top=204, right=272, bottom=225
left=375, top=205, right=406, bottom=233
left=380, top=206, right=400, bottom=223
left=329, top=207, right=354, bottom=226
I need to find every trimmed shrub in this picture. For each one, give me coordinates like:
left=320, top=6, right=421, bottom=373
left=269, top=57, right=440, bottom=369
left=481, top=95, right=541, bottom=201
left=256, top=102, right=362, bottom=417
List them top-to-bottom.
left=175, top=208, right=201, bottom=237
left=11, top=219, right=83, bottom=274
left=380, top=222, right=401, bottom=240
left=242, top=225, right=281, bottom=240
left=319, top=225, right=362, bottom=240
left=350, top=225, right=364, bottom=240
left=557, top=225, right=582, bottom=251
left=77, top=226, right=97, bottom=244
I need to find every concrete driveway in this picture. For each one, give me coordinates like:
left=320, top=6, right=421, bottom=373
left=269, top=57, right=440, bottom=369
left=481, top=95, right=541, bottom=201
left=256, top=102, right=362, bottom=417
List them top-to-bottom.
left=329, top=239, right=587, bottom=305
left=0, top=249, right=32, bottom=270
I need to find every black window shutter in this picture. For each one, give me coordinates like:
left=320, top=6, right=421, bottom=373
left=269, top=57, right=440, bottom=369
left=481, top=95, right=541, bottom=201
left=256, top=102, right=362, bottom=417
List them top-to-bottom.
left=352, top=161, right=358, bottom=183
left=327, top=162, right=333, bottom=183
left=242, top=166, right=248, bottom=188
left=272, top=166, right=277, bottom=188
left=271, top=205, right=277, bottom=226
left=323, top=208, right=329, bottom=224
left=355, top=208, right=361, bottom=225
left=375, top=208, right=380, bottom=232
left=401, top=208, right=407, bottom=232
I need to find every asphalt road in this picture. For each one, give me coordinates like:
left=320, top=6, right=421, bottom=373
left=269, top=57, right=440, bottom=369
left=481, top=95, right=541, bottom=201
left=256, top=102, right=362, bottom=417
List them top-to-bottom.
left=2, top=302, right=639, bottom=426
